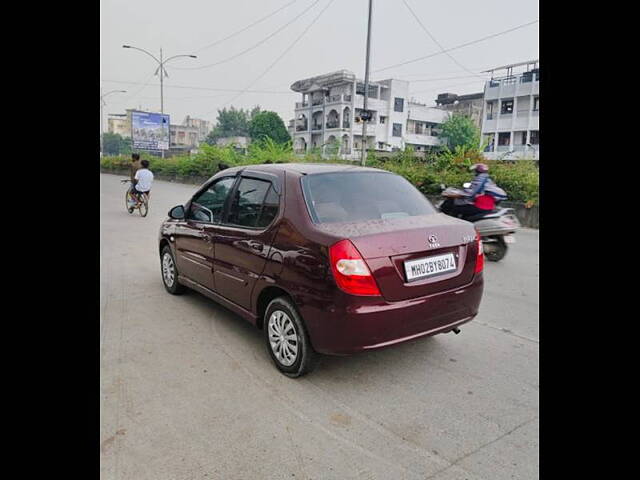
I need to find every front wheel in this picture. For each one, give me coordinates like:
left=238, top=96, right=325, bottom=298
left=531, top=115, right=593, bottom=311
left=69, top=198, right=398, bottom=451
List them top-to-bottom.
left=125, top=189, right=134, bottom=214
left=484, top=236, right=507, bottom=262
left=161, top=246, right=186, bottom=294
left=264, top=297, right=318, bottom=378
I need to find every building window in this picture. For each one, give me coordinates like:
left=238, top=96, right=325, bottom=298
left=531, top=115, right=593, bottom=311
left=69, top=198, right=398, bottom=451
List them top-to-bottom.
left=533, top=97, right=539, bottom=111
left=394, top=98, right=404, bottom=112
left=501, top=100, right=514, bottom=115
left=486, top=102, right=495, bottom=120
left=379, top=116, right=386, bottom=124
left=415, top=122, right=423, bottom=135
left=392, top=123, right=402, bottom=137
left=529, top=130, right=539, bottom=145
left=498, top=132, right=511, bottom=146
left=378, top=142, right=385, bottom=150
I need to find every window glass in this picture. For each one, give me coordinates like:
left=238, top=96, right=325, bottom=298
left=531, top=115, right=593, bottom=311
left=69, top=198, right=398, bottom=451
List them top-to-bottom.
left=394, top=97, right=404, bottom=112
left=533, top=97, right=539, bottom=111
left=501, top=100, right=514, bottom=114
left=379, top=116, right=386, bottom=124
left=392, top=123, right=402, bottom=137
left=529, top=130, right=540, bottom=145
left=302, top=172, right=436, bottom=223
left=187, top=176, right=236, bottom=223
left=227, top=178, right=271, bottom=228
left=257, top=186, right=279, bottom=228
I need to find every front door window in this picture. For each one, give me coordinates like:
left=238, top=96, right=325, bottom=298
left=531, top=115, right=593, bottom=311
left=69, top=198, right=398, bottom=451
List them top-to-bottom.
left=187, top=177, right=236, bottom=223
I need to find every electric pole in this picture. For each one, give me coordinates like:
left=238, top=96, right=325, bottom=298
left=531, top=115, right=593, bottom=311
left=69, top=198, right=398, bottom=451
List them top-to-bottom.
left=361, top=0, right=373, bottom=166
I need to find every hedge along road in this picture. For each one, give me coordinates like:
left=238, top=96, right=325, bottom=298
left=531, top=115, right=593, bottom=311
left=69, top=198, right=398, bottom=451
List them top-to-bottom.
left=100, top=173, right=538, bottom=480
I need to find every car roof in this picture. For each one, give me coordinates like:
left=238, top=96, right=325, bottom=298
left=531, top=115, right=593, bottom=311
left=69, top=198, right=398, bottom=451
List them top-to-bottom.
left=224, top=163, right=388, bottom=176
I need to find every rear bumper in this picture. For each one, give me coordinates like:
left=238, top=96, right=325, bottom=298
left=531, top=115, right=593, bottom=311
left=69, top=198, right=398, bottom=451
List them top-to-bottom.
left=304, top=273, right=484, bottom=355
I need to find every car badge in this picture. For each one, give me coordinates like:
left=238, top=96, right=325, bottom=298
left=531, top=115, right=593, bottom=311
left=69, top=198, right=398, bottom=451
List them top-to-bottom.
left=427, top=234, right=440, bottom=248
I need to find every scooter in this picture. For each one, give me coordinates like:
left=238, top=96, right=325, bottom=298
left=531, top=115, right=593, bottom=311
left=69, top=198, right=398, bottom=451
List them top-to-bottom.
left=437, top=183, right=520, bottom=262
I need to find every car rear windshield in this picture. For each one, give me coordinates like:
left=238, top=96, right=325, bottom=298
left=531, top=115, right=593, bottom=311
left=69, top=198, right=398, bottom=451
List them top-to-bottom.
left=301, top=171, right=437, bottom=223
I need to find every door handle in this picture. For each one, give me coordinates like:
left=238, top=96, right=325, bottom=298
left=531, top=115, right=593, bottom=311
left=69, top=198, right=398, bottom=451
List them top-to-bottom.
left=249, top=241, right=263, bottom=252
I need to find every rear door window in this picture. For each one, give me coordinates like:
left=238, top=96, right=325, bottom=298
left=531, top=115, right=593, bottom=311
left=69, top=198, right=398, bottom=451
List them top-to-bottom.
left=302, top=172, right=436, bottom=223
left=226, top=177, right=278, bottom=228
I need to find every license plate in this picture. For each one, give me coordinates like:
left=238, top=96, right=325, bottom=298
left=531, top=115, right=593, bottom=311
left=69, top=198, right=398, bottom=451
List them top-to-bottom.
left=503, top=235, right=516, bottom=244
left=404, top=253, right=457, bottom=282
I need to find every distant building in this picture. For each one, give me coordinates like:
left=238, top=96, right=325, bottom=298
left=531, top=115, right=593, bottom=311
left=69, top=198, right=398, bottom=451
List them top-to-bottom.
left=481, top=60, right=539, bottom=160
left=290, top=70, right=449, bottom=159
left=435, top=92, right=484, bottom=129
left=107, top=112, right=131, bottom=137
left=182, top=116, right=213, bottom=143
left=170, top=124, right=200, bottom=150
left=216, top=136, right=250, bottom=154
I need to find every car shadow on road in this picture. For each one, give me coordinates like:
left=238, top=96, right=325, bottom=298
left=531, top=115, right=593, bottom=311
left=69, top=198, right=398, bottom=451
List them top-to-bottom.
left=179, top=288, right=449, bottom=382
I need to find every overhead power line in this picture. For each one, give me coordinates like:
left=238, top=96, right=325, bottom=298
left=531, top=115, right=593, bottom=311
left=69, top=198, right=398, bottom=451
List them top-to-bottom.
left=174, top=0, right=322, bottom=71
left=193, top=0, right=301, bottom=54
left=208, top=0, right=336, bottom=116
left=401, top=0, right=487, bottom=80
left=374, top=19, right=539, bottom=73
left=101, top=79, right=294, bottom=94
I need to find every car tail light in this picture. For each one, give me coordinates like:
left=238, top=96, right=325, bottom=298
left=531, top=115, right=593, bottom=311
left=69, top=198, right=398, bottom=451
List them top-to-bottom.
left=474, top=232, right=484, bottom=273
left=329, top=239, right=381, bottom=296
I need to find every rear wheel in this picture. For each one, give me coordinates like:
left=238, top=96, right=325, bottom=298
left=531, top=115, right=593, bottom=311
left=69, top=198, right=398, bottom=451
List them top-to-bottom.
left=139, top=194, right=149, bottom=217
left=484, top=236, right=507, bottom=262
left=161, top=246, right=186, bottom=294
left=264, top=296, right=317, bottom=378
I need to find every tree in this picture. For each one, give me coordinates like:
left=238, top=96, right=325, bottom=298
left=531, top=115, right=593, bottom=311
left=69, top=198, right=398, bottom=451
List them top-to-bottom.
left=205, top=105, right=261, bottom=145
left=248, top=111, right=290, bottom=145
left=439, top=114, right=481, bottom=151
left=103, top=132, right=132, bottom=155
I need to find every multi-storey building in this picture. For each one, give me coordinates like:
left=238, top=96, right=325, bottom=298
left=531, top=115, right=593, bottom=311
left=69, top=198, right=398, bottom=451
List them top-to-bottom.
left=480, top=60, right=539, bottom=160
left=290, top=70, right=449, bottom=159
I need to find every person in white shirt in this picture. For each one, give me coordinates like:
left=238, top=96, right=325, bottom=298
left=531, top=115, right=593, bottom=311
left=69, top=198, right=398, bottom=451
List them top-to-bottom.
left=132, top=159, right=154, bottom=201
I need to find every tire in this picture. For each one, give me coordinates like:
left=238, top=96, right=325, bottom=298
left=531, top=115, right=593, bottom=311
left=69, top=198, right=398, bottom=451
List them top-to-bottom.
left=139, top=194, right=149, bottom=217
left=484, top=236, right=507, bottom=262
left=160, top=246, right=186, bottom=294
left=264, top=296, right=318, bottom=378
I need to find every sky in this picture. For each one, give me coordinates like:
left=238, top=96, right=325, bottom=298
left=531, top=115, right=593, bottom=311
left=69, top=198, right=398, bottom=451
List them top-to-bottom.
left=100, top=0, right=539, bottom=127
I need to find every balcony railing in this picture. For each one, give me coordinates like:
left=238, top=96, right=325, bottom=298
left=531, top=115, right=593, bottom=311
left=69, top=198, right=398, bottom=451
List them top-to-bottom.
left=311, top=99, right=323, bottom=106
left=295, top=102, right=309, bottom=108
left=326, top=122, right=339, bottom=129
left=343, top=122, right=350, bottom=129
left=311, top=124, right=322, bottom=131
left=296, top=125, right=308, bottom=132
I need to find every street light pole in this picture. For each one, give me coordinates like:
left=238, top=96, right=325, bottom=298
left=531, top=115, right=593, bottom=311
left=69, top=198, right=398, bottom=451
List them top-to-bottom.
left=361, top=0, right=373, bottom=166
left=122, top=45, right=197, bottom=158
left=100, top=89, right=127, bottom=158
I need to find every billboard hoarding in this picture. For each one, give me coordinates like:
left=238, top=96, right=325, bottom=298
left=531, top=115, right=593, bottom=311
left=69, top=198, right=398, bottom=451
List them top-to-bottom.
left=131, top=111, right=170, bottom=151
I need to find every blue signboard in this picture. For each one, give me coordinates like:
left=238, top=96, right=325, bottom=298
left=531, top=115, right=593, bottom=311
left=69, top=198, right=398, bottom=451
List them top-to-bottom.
left=131, top=111, right=170, bottom=151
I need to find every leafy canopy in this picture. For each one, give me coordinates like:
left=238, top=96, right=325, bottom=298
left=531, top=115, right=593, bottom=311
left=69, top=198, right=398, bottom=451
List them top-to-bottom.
left=248, top=111, right=291, bottom=145
left=440, top=114, right=481, bottom=151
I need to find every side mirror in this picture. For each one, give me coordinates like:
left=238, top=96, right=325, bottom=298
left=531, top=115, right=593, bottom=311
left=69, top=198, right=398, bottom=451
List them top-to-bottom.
left=463, top=182, right=471, bottom=189
left=168, top=205, right=185, bottom=219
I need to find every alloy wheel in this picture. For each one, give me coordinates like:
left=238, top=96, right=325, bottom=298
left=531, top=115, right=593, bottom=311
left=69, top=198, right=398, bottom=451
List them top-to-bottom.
left=162, top=253, right=175, bottom=287
left=268, top=310, right=299, bottom=367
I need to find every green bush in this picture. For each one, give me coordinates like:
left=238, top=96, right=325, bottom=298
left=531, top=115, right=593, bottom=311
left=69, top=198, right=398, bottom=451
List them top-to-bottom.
left=100, top=144, right=539, bottom=205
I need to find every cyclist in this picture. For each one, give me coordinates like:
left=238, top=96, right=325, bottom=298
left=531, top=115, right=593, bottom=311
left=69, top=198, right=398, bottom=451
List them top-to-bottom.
left=131, top=159, right=154, bottom=203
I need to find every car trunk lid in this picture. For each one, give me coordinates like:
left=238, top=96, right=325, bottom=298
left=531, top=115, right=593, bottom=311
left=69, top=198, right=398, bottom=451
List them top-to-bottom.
left=319, top=214, right=478, bottom=302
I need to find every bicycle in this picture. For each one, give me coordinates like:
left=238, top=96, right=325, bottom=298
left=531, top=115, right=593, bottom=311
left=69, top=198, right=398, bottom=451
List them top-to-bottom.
left=121, top=179, right=149, bottom=217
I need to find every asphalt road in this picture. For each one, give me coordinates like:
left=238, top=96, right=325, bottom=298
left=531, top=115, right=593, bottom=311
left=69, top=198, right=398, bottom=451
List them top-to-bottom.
left=100, top=173, right=538, bottom=480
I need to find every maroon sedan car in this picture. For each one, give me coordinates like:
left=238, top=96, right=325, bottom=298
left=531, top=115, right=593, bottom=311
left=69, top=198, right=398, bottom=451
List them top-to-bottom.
left=159, top=164, right=483, bottom=377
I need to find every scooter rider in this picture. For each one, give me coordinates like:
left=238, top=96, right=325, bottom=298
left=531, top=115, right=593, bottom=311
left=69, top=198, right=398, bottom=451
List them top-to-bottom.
left=441, top=163, right=501, bottom=220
